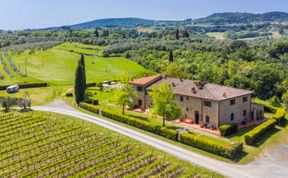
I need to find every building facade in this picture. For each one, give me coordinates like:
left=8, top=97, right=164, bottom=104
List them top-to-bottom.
left=130, top=75, right=264, bottom=128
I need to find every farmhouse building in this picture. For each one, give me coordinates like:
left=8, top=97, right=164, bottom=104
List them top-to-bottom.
left=129, top=75, right=264, bottom=128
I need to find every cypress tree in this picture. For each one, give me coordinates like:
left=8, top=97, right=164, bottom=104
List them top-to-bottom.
left=94, top=28, right=99, bottom=37
left=175, top=28, right=179, bottom=40
left=168, top=50, right=174, bottom=62
left=79, top=54, right=86, bottom=89
left=74, top=60, right=85, bottom=105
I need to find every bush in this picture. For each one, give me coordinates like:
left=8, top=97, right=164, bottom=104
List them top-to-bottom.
left=86, top=82, right=97, bottom=87
left=66, top=92, right=73, bottom=97
left=80, top=102, right=243, bottom=159
left=244, top=119, right=277, bottom=145
left=219, top=123, right=238, bottom=136
left=180, top=132, right=243, bottom=159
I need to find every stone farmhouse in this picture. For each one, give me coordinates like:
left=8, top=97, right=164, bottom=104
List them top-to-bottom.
left=129, top=75, right=264, bottom=128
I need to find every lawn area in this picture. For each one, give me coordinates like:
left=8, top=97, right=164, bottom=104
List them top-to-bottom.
left=206, top=32, right=226, bottom=40
left=3, top=42, right=148, bottom=85
left=0, top=86, right=69, bottom=105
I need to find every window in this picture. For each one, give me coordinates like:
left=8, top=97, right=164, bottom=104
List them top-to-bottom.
left=137, top=86, right=143, bottom=92
left=180, top=96, right=184, bottom=102
left=186, top=96, right=189, bottom=100
left=243, top=96, right=248, bottom=102
left=230, top=99, right=236, bottom=105
left=204, top=101, right=212, bottom=107
left=243, top=110, right=247, bottom=117
left=230, top=113, right=234, bottom=121
left=206, top=116, right=210, bottom=123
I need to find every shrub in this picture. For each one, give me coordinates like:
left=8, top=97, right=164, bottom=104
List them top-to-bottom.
left=86, top=82, right=97, bottom=87
left=66, top=92, right=73, bottom=97
left=80, top=102, right=243, bottom=158
left=244, top=119, right=277, bottom=145
left=219, top=123, right=238, bottom=136
left=179, top=132, right=243, bottom=159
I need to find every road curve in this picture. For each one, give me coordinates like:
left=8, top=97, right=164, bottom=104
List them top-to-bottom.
left=32, top=105, right=253, bottom=178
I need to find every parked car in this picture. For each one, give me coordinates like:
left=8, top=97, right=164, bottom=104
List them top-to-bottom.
left=6, top=85, right=19, bottom=94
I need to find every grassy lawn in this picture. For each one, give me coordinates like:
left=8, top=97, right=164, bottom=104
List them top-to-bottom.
left=206, top=32, right=225, bottom=40
left=2, top=42, right=148, bottom=86
left=0, top=86, right=69, bottom=105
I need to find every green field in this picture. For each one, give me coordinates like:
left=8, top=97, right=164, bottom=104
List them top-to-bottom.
left=0, top=42, right=148, bottom=86
left=0, top=111, right=221, bottom=177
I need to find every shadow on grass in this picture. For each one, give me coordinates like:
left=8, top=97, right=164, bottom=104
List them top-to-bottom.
left=227, top=125, right=258, bottom=139
left=254, top=127, right=281, bottom=147
left=233, top=150, right=249, bottom=162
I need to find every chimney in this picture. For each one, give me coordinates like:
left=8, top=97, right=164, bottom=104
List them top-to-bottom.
left=172, top=82, right=176, bottom=87
left=191, top=87, right=197, bottom=94
left=223, top=92, right=227, bottom=98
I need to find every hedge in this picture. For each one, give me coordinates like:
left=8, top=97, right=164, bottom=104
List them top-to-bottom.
left=0, top=82, right=48, bottom=90
left=253, top=101, right=286, bottom=126
left=79, top=102, right=178, bottom=141
left=80, top=102, right=243, bottom=159
left=272, top=108, right=286, bottom=125
left=244, top=119, right=277, bottom=145
left=219, top=123, right=238, bottom=136
left=180, top=132, right=243, bottom=159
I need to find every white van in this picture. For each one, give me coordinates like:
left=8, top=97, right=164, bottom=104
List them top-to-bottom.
left=6, top=85, right=19, bottom=93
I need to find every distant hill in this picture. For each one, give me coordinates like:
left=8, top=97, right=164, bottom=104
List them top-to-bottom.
left=39, top=11, right=288, bottom=30
left=193, top=11, right=288, bottom=25
left=70, top=18, right=155, bottom=29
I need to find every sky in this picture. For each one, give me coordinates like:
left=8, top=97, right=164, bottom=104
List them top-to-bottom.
left=1, top=0, right=288, bottom=30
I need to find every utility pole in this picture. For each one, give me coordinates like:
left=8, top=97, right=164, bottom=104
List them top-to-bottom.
left=25, top=58, right=27, bottom=77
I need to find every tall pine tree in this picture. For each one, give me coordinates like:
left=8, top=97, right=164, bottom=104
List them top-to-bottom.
left=94, top=28, right=99, bottom=37
left=175, top=28, right=179, bottom=40
left=168, top=50, right=174, bottom=62
left=79, top=54, right=86, bottom=89
left=74, top=59, right=86, bottom=105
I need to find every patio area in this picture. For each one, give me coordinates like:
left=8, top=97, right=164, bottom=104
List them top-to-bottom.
left=173, top=117, right=269, bottom=136
left=173, top=119, right=220, bottom=136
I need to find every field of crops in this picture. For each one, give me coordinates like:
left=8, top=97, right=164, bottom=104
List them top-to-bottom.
left=0, top=111, right=221, bottom=178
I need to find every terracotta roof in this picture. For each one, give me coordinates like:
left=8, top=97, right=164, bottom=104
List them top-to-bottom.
left=129, top=75, right=162, bottom=86
left=147, top=77, right=253, bottom=101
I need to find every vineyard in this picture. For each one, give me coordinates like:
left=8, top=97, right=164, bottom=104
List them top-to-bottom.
left=0, top=111, right=221, bottom=178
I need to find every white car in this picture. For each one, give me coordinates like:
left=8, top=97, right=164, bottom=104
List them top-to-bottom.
left=6, top=85, right=19, bottom=93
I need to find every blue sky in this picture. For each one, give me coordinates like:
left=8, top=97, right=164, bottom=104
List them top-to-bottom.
left=1, top=0, right=288, bottom=30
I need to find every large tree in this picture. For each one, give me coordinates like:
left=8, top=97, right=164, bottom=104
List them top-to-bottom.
left=74, top=59, right=86, bottom=105
left=149, top=83, right=181, bottom=127
left=114, top=84, right=138, bottom=115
